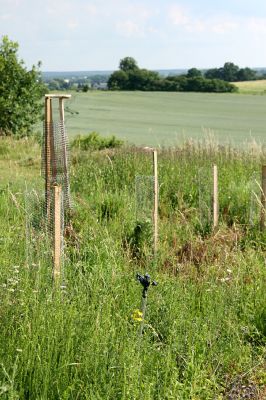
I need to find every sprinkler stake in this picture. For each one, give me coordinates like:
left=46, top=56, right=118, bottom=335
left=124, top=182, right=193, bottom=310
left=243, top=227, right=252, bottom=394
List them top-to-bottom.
left=136, top=273, right=158, bottom=335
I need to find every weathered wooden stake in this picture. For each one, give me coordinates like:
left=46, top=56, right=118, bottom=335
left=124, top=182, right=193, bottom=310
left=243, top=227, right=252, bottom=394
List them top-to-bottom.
left=44, top=97, right=53, bottom=221
left=153, top=150, right=158, bottom=255
left=213, top=164, right=219, bottom=229
left=260, top=165, right=266, bottom=230
left=53, top=184, right=62, bottom=283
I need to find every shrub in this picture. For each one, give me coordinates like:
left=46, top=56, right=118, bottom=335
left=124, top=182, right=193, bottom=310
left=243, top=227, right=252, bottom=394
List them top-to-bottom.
left=71, top=132, right=124, bottom=151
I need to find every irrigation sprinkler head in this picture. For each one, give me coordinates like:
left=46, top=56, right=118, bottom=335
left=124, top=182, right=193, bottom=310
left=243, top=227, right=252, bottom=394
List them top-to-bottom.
left=136, top=273, right=158, bottom=298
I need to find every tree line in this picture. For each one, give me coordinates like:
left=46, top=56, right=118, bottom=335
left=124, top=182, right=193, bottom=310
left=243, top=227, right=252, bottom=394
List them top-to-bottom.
left=107, top=57, right=261, bottom=93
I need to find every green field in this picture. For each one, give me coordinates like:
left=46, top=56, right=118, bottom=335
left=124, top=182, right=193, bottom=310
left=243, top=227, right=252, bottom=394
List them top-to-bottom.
left=60, top=91, right=266, bottom=146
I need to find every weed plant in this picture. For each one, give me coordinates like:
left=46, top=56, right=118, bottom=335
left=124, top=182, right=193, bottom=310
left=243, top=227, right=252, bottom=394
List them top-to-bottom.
left=0, top=136, right=265, bottom=399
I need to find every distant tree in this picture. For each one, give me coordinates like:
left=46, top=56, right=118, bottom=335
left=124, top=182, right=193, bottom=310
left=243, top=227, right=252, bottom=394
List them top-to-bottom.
left=0, top=36, right=45, bottom=136
left=119, top=57, right=139, bottom=72
left=205, top=62, right=256, bottom=82
left=222, top=62, right=239, bottom=82
left=205, top=67, right=223, bottom=80
left=237, top=67, right=257, bottom=81
left=187, top=68, right=202, bottom=78
left=127, top=69, right=160, bottom=90
left=108, top=70, right=129, bottom=90
left=48, top=79, right=61, bottom=91
left=82, top=84, right=89, bottom=92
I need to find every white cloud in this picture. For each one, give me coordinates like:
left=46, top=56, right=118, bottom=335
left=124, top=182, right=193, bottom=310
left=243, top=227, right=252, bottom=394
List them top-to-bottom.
left=5, top=0, right=22, bottom=6
left=83, top=4, right=98, bottom=17
left=126, top=4, right=155, bottom=21
left=168, top=5, right=238, bottom=34
left=169, top=5, right=189, bottom=26
left=0, top=14, right=11, bottom=20
left=247, top=17, right=266, bottom=34
left=67, top=20, right=79, bottom=30
left=116, top=20, right=144, bottom=38
left=211, top=20, right=238, bottom=34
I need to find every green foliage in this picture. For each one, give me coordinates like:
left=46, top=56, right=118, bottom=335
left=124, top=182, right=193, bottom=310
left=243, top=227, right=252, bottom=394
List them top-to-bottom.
left=0, top=36, right=45, bottom=136
left=119, top=56, right=139, bottom=72
left=108, top=57, right=237, bottom=93
left=205, top=62, right=257, bottom=82
left=187, top=68, right=202, bottom=78
left=108, top=70, right=129, bottom=90
left=167, top=75, right=237, bottom=93
left=82, top=83, right=90, bottom=92
left=71, top=132, right=124, bottom=151
left=126, top=220, right=153, bottom=260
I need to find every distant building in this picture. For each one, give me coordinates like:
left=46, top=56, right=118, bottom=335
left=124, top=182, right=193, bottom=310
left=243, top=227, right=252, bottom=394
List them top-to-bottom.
left=92, top=82, right=108, bottom=90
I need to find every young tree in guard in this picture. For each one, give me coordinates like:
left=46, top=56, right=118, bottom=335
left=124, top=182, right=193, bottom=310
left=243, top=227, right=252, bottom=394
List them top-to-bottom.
left=43, top=94, right=71, bottom=283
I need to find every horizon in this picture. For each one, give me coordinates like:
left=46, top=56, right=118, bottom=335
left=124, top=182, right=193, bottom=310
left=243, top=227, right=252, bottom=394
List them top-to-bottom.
left=1, top=0, right=266, bottom=71
left=42, top=66, right=266, bottom=74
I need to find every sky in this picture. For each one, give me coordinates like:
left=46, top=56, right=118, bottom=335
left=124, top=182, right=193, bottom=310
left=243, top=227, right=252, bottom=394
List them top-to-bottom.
left=1, top=0, right=266, bottom=71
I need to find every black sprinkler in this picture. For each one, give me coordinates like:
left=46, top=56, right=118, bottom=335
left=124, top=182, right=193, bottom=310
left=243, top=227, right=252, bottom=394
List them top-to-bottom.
left=136, top=273, right=158, bottom=298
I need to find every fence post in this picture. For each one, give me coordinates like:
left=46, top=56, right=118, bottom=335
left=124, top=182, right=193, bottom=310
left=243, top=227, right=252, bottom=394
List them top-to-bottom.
left=153, top=150, right=158, bottom=255
left=213, top=164, right=219, bottom=229
left=260, top=165, right=266, bottom=230
left=53, top=184, right=62, bottom=283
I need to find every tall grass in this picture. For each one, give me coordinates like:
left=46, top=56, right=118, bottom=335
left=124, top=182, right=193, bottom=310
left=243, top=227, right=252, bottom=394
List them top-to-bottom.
left=0, top=136, right=265, bottom=399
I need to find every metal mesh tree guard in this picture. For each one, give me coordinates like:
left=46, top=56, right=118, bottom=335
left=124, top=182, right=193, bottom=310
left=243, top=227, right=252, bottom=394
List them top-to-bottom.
left=25, top=94, right=71, bottom=284
left=42, top=95, right=71, bottom=222
left=135, top=151, right=159, bottom=257
left=198, top=167, right=212, bottom=228
left=249, top=172, right=261, bottom=226
left=135, top=175, right=155, bottom=222
left=25, top=186, right=65, bottom=282
left=25, top=189, right=48, bottom=267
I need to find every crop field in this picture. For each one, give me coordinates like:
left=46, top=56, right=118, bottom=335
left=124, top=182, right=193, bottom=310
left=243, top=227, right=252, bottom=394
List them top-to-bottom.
left=235, top=80, right=266, bottom=95
left=60, top=91, right=266, bottom=147
left=0, top=134, right=266, bottom=399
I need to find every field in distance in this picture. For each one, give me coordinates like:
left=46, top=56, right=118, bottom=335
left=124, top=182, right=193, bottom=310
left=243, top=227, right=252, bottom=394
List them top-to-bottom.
left=235, top=79, right=266, bottom=95
left=60, top=91, right=266, bottom=147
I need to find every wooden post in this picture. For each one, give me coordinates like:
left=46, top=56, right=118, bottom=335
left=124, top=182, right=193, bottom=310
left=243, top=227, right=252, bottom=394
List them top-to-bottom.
left=45, top=97, right=53, bottom=220
left=153, top=150, right=158, bottom=255
left=213, top=164, right=219, bottom=229
left=260, top=165, right=266, bottom=230
left=53, top=184, right=62, bottom=283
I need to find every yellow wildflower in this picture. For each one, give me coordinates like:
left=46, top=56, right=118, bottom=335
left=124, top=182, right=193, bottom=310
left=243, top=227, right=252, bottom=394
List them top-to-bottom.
left=132, top=309, right=143, bottom=322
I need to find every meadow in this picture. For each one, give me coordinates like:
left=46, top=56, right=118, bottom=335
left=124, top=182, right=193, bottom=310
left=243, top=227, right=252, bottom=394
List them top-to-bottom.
left=60, top=91, right=266, bottom=147
left=0, top=134, right=265, bottom=399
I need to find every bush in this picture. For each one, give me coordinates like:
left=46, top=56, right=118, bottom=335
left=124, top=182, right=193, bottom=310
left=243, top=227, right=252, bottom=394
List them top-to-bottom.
left=71, top=132, right=124, bottom=151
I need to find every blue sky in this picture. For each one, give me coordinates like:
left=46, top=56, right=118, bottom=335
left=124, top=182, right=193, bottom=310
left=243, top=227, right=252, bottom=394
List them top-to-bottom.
left=1, top=0, right=266, bottom=71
